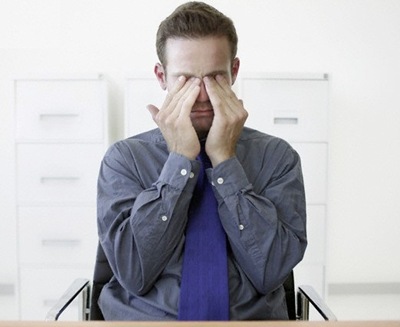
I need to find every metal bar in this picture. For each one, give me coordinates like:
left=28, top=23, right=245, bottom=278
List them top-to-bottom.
left=45, top=278, right=90, bottom=321
left=298, top=285, right=337, bottom=321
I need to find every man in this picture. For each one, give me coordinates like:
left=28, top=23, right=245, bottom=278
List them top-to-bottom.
left=97, top=1, right=307, bottom=321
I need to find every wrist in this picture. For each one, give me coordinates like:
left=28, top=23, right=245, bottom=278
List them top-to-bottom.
left=209, top=151, right=235, bottom=167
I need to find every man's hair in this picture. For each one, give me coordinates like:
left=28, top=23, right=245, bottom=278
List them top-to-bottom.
left=156, top=1, right=238, bottom=66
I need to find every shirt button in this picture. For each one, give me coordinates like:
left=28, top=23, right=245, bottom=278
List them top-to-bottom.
left=180, top=169, right=188, bottom=176
left=189, top=172, right=195, bottom=179
left=217, top=177, right=224, bottom=185
left=161, top=215, right=168, bottom=222
left=239, top=224, right=244, bottom=231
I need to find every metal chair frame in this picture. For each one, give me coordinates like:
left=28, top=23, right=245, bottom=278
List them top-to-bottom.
left=46, top=276, right=337, bottom=321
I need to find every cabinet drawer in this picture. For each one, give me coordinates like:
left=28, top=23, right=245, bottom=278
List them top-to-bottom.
left=239, top=75, right=328, bottom=143
left=125, top=76, right=165, bottom=137
left=15, top=79, right=106, bottom=142
left=291, top=143, right=328, bottom=205
left=16, top=144, right=104, bottom=205
left=18, top=206, right=97, bottom=265
left=19, top=267, right=93, bottom=320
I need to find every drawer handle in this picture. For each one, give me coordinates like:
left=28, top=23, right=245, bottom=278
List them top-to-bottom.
left=39, top=113, right=80, bottom=120
left=273, top=117, right=299, bottom=125
left=40, top=176, right=80, bottom=183
left=41, top=239, right=81, bottom=247
left=0, top=283, right=14, bottom=296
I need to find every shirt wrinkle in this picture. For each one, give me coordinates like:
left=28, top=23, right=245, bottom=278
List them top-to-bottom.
left=97, top=126, right=307, bottom=320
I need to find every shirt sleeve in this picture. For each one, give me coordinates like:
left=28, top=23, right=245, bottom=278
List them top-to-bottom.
left=209, top=139, right=307, bottom=294
left=97, top=141, right=200, bottom=295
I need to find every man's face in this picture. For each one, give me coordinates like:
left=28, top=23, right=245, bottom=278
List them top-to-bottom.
left=156, top=36, right=239, bottom=138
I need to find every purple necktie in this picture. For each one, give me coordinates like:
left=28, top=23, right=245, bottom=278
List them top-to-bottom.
left=178, top=147, right=229, bottom=320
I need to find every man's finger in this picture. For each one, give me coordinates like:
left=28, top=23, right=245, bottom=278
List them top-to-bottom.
left=162, top=75, right=187, bottom=111
left=178, top=79, right=201, bottom=118
left=147, top=104, right=160, bottom=121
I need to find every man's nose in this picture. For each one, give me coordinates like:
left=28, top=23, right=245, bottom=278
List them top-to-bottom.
left=196, top=80, right=209, bottom=102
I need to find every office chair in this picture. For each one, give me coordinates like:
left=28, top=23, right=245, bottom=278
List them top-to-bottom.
left=46, top=243, right=337, bottom=321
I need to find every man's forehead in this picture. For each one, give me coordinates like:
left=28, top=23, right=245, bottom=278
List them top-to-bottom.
left=164, top=36, right=231, bottom=60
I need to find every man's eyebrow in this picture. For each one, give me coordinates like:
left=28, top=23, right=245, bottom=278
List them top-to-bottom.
left=172, top=70, right=228, bottom=78
left=204, top=70, right=229, bottom=77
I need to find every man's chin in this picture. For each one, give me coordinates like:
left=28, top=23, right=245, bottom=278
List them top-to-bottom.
left=193, top=121, right=212, bottom=140
left=196, top=130, right=209, bottom=141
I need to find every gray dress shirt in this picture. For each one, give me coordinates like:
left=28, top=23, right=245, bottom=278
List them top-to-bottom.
left=97, top=127, right=307, bottom=320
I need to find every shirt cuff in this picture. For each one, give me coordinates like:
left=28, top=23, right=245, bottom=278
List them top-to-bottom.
left=158, top=152, right=201, bottom=193
left=208, top=156, right=250, bottom=199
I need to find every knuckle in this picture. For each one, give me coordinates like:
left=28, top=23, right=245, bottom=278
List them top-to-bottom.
left=164, top=115, right=175, bottom=127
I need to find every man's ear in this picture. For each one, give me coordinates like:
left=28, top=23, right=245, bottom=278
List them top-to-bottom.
left=231, top=57, right=240, bottom=85
left=154, top=63, right=167, bottom=90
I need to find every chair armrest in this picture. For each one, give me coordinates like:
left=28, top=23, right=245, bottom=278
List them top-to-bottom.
left=45, top=278, right=90, bottom=321
left=297, top=285, right=337, bottom=321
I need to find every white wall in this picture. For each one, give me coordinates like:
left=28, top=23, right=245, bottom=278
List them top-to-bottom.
left=1, top=0, right=400, bottom=301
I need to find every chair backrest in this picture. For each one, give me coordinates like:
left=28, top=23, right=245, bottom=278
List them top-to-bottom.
left=90, top=242, right=297, bottom=320
left=90, top=242, right=113, bottom=320
left=283, top=270, right=296, bottom=320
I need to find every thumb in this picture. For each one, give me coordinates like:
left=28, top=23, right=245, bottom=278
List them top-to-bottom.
left=147, top=104, right=159, bottom=122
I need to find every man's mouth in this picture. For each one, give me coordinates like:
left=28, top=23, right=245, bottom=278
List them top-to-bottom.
left=192, top=103, right=213, bottom=113
left=192, top=108, right=213, bottom=112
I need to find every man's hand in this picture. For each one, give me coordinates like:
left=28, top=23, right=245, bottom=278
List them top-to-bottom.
left=204, top=75, right=248, bottom=166
left=147, top=76, right=201, bottom=160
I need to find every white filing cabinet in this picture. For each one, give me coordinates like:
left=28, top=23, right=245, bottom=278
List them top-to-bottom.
left=125, top=72, right=330, bottom=298
left=237, top=73, right=330, bottom=297
left=125, top=74, right=165, bottom=137
left=14, top=75, right=108, bottom=320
